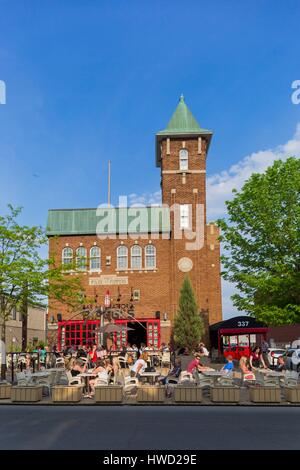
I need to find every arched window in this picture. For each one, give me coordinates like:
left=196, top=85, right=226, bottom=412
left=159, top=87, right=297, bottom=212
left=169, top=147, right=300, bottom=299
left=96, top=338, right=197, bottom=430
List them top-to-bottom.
left=179, top=149, right=188, bottom=170
left=117, top=245, right=128, bottom=270
left=131, top=245, right=142, bottom=269
left=145, top=245, right=156, bottom=269
left=90, top=246, right=101, bottom=271
left=62, top=247, right=73, bottom=266
left=76, top=247, right=87, bottom=271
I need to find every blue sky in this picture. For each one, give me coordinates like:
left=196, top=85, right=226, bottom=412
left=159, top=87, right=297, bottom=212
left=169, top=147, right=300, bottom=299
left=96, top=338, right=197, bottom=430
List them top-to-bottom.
left=1, top=0, right=300, bottom=318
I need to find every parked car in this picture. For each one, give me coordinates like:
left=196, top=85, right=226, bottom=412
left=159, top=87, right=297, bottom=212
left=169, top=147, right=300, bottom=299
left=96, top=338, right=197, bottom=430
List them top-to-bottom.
left=267, top=348, right=286, bottom=366
left=285, top=348, right=300, bottom=372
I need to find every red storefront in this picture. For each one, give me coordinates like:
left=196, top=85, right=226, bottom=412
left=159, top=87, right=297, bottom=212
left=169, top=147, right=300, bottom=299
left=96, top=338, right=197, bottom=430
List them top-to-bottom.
left=209, top=316, right=268, bottom=359
left=57, top=318, right=160, bottom=350
left=114, top=318, right=160, bottom=349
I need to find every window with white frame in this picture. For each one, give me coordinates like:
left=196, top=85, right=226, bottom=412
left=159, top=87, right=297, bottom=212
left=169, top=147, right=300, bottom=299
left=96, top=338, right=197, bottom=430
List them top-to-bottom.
left=179, top=149, right=188, bottom=170
left=180, top=204, right=189, bottom=229
left=145, top=244, right=156, bottom=269
left=117, top=245, right=128, bottom=270
left=131, top=245, right=142, bottom=269
left=90, top=246, right=101, bottom=271
left=62, top=247, right=73, bottom=266
left=76, top=247, right=87, bottom=271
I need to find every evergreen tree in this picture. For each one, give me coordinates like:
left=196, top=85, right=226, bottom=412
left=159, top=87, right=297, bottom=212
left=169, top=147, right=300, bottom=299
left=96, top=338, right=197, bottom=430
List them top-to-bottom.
left=173, top=276, right=204, bottom=352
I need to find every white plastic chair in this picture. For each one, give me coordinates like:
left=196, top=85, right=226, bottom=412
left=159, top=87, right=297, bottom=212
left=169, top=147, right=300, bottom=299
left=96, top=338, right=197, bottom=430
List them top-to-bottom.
left=160, top=352, right=171, bottom=368
left=55, top=357, right=65, bottom=368
left=118, top=357, right=128, bottom=369
left=66, top=370, right=83, bottom=386
left=179, top=371, right=195, bottom=384
left=123, top=377, right=139, bottom=397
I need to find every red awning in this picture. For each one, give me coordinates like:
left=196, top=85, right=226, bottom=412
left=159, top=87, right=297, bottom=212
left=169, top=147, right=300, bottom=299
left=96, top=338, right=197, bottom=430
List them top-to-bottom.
left=219, top=327, right=268, bottom=335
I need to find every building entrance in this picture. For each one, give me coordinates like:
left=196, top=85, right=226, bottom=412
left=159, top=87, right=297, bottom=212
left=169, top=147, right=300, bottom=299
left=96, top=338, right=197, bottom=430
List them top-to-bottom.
left=114, top=318, right=160, bottom=349
left=127, top=321, right=147, bottom=348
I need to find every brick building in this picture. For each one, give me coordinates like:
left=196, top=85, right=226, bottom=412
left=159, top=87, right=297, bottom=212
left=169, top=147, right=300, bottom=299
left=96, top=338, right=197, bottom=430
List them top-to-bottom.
left=47, top=96, right=222, bottom=350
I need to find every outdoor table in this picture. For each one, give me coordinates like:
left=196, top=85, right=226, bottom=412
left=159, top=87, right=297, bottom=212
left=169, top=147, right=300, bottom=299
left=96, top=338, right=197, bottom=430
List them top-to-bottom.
left=201, top=370, right=228, bottom=385
left=264, top=371, right=285, bottom=377
left=31, top=372, right=50, bottom=378
left=78, top=372, right=98, bottom=392
left=139, top=372, right=161, bottom=385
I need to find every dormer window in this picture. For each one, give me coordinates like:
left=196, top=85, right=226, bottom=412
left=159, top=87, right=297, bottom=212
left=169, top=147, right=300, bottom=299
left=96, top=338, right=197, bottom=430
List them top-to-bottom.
left=179, top=149, right=188, bottom=170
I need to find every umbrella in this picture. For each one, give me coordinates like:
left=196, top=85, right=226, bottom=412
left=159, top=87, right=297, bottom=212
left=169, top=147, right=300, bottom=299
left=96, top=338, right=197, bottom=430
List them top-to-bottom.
left=99, top=324, right=134, bottom=334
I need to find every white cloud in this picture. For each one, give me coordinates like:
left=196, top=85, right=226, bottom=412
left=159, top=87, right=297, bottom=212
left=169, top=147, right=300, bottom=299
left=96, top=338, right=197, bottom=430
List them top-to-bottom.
left=206, top=123, right=300, bottom=220
left=128, top=191, right=161, bottom=206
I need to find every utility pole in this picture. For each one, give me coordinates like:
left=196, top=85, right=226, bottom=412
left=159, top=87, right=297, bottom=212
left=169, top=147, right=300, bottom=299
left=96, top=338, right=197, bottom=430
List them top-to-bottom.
left=108, top=160, right=111, bottom=207
left=21, top=283, right=28, bottom=351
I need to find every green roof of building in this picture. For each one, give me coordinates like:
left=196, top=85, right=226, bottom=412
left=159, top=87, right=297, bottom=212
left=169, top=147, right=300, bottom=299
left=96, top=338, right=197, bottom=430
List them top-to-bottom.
left=155, top=95, right=213, bottom=166
left=157, top=95, right=212, bottom=136
left=46, top=207, right=170, bottom=236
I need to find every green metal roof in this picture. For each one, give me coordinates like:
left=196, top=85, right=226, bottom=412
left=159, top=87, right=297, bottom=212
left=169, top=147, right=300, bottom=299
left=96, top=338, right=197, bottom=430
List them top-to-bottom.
left=155, top=95, right=213, bottom=166
left=157, top=95, right=212, bottom=135
left=46, top=207, right=170, bottom=236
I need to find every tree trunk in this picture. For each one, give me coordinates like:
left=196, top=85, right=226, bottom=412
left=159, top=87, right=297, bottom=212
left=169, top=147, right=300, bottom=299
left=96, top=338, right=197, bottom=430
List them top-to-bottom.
left=21, top=284, right=28, bottom=351
left=1, top=319, right=6, bottom=381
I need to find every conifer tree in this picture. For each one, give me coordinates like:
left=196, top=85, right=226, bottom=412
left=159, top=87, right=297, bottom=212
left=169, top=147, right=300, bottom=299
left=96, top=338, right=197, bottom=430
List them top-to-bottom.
left=173, top=276, right=204, bottom=352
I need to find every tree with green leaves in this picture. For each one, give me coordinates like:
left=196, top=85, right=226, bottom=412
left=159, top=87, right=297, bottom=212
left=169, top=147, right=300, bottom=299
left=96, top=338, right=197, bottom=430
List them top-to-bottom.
left=218, top=157, right=300, bottom=326
left=0, top=205, right=84, bottom=379
left=173, top=276, right=204, bottom=352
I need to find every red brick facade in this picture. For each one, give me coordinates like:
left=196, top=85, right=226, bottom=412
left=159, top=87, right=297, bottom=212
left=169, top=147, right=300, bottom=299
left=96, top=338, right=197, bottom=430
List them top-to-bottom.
left=48, top=125, right=222, bottom=347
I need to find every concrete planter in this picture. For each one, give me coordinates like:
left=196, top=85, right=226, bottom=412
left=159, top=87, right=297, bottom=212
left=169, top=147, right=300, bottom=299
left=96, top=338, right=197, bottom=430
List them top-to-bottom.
left=0, top=383, right=11, bottom=399
left=11, top=385, right=43, bottom=402
left=52, top=385, right=83, bottom=403
left=95, top=385, right=123, bottom=403
left=174, top=385, right=202, bottom=403
left=137, top=386, right=165, bottom=403
left=211, top=386, right=240, bottom=403
left=249, top=386, right=281, bottom=403
left=285, top=387, right=300, bottom=403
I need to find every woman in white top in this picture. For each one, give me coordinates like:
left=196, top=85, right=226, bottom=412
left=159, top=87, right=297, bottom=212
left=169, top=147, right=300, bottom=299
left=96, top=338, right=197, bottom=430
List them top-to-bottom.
left=130, top=352, right=148, bottom=378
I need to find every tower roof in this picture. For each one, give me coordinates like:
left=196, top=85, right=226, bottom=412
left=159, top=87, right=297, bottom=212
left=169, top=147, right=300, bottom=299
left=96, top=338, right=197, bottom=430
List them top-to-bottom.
left=155, top=95, right=213, bottom=166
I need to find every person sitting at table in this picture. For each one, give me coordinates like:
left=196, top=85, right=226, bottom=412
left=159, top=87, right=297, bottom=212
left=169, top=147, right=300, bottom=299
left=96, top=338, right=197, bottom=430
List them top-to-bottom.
left=160, top=342, right=169, bottom=353
left=88, top=344, right=98, bottom=366
left=132, top=344, right=138, bottom=352
left=77, top=345, right=87, bottom=358
left=96, top=345, right=107, bottom=360
left=249, top=346, right=267, bottom=370
left=130, top=352, right=148, bottom=379
left=187, top=354, right=214, bottom=375
left=221, top=355, right=234, bottom=374
left=239, top=356, right=255, bottom=380
left=275, top=356, right=286, bottom=372
left=158, top=358, right=182, bottom=385
left=70, top=359, right=87, bottom=377
left=85, top=360, right=110, bottom=398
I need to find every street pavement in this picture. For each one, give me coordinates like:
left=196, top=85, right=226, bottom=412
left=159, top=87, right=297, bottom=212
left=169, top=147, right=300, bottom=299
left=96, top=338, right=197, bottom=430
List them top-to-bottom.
left=0, top=405, right=299, bottom=450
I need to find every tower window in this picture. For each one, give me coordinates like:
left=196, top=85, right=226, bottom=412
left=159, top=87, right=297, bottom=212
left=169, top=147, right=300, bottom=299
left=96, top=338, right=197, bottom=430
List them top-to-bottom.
left=179, top=149, right=188, bottom=171
left=180, top=204, right=189, bottom=229
left=117, top=245, right=128, bottom=270
left=131, top=245, right=142, bottom=269
left=145, top=245, right=156, bottom=268
left=90, top=246, right=101, bottom=271
left=62, top=247, right=73, bottom=266
left=76, top=247, right=87, bottom=271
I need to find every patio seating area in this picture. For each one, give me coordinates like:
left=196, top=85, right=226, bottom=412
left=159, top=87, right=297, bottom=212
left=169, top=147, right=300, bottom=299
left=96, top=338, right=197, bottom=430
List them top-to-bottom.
left=1, top=359, right=300, bottom=406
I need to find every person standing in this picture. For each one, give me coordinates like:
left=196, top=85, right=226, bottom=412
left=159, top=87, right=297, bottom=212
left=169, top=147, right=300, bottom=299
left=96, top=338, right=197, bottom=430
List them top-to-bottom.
left=261, top=339, right=270, bottom=367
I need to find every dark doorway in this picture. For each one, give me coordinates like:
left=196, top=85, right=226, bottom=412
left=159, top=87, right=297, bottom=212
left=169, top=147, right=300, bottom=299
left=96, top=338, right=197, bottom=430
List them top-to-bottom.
left=127, top=321, right=147, bottom=348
